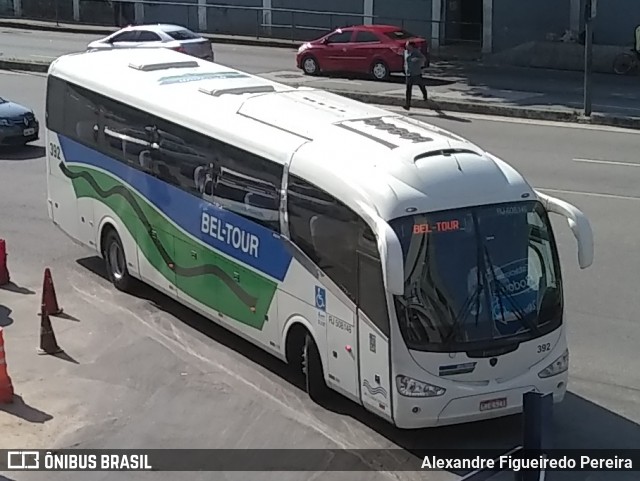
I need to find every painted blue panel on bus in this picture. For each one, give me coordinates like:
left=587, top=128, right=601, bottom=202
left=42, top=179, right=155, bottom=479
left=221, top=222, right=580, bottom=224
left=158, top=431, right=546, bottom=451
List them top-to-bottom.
left=57, top=135, right=293, bottom=281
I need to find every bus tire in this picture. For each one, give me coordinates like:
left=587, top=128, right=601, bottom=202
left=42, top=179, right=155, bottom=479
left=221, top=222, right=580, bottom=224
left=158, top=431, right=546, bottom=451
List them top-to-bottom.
left=102, top=228, right=134, bottom=292
left=303, top=332, right=329, bottom=403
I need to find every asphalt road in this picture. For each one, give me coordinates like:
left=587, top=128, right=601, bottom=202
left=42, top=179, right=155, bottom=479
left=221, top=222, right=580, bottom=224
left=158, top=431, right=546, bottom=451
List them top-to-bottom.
left=2, top=26, right=640, bottom=118
left=0, top=71, right=639, bottom=481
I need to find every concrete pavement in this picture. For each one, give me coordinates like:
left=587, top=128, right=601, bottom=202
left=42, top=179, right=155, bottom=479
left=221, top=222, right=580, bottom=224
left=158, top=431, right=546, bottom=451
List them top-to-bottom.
left=1, top=24, right=640, bottom=128
left=1, top=70, right=640, bottom=480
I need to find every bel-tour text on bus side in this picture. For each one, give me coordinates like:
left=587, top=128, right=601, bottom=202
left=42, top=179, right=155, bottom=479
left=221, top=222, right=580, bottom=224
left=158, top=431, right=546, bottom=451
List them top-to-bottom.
left=201, top=211, right=260, bottom=258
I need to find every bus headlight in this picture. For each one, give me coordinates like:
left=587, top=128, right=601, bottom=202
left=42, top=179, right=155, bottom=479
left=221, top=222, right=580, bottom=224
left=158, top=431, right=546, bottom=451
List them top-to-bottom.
left=538, top=349, right=569, bottom=378
left=396, top=375, right=446, bottom=397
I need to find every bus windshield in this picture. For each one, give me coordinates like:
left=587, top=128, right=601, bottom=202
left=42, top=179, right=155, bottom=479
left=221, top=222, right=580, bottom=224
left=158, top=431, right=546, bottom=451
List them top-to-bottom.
left=389, top=201, right=563, bottom=353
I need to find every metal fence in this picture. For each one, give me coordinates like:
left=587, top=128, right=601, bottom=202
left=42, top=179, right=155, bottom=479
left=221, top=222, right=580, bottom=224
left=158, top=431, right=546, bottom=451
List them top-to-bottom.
left=0, top=0, right=483, bottom=49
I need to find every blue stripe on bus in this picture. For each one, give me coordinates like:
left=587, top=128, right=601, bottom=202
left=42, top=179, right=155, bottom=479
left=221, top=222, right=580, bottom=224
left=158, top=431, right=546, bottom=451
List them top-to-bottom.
left=58, top=135, right=293, bottom=282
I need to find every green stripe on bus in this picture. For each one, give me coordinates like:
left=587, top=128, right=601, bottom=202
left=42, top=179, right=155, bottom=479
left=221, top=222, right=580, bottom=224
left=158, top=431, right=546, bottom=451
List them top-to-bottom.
left=69, top=165, right=277, bottom=330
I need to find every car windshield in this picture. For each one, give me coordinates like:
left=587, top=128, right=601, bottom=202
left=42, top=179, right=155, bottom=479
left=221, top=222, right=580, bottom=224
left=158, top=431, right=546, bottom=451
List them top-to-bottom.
left=166, top=29, right=199, bottom=40
left=385, top=30, right=416, bottom=40
left=389, top=201, right=563, bottom=353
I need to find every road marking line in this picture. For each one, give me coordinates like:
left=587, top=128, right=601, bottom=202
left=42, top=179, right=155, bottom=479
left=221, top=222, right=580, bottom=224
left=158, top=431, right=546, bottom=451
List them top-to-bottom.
left=30, top=54, right=55, bottom=59
left=574, top=158, right=640, bottom=168
left=538, top=187, right=640, bottom=201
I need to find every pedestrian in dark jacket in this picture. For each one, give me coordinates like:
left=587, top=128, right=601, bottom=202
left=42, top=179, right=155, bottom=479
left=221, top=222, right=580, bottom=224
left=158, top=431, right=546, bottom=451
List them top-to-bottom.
left=403, top=41, right=428, bottom=111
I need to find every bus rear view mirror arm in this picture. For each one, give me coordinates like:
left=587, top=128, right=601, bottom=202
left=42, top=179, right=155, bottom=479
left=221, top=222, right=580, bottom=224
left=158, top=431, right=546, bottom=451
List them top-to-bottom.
left=535, top=190, right=594, bottom=269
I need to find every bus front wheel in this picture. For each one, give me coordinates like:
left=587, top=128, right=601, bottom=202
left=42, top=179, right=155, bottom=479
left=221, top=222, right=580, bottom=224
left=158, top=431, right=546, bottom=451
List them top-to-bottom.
left=103, top=228, right=134, bottom=292
left=302, top=332, right=329, bottom=403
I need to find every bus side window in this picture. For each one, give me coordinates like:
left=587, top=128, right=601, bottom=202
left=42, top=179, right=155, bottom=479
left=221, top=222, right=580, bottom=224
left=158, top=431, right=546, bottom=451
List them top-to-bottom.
left=45, top=76, right=66, bottom=133
left=64, top=83, right=100, bottom=148
left=99, top=97, right=153, bottom=171
left=148, top=122, right=213, bottom=196
left=211, top=142, right=283, bottom=233
left=286, top=174, right=359, bottom=303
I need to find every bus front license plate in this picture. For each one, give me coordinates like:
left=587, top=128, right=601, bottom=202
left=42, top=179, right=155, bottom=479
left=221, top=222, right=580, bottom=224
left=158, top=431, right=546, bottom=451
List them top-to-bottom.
left=479, top=397, right=507, bottom=411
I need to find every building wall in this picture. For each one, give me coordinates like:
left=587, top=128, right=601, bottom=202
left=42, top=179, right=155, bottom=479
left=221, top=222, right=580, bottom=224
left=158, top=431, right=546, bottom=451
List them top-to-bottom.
left=0, top=0, right=14, bottom=15
left=11, top=0, right=636, bottom=51
left=20, top=0, right=74, bottom=22
left=144, top=0, right=199, bottom=32
left=271, top=0, right=364, bottom=41
left=373, top=0, right=432, bottom=41
left=491, top=0, right=571, bottom=52
left=592, top=0, right=640, bottom=46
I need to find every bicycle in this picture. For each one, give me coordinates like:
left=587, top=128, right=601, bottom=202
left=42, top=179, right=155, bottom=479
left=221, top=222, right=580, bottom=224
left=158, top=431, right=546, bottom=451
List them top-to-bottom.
left=613, top=48, right=640, bottom=75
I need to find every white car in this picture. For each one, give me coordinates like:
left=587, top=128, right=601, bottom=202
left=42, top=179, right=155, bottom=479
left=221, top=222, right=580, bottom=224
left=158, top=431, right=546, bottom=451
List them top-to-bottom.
left=87, top=24, right=214, bottom=61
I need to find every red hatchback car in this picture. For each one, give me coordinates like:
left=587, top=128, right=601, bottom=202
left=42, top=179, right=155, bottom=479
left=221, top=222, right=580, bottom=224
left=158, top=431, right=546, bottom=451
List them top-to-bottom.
left=296, top=24, right=429, bottom=81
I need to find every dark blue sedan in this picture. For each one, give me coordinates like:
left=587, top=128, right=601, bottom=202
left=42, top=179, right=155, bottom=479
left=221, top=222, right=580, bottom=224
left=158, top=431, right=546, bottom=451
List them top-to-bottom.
left=0, top=96, right=39, bottom=146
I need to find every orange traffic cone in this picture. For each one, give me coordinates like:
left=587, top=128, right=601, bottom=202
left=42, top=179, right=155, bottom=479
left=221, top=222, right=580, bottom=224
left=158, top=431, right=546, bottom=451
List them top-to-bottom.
left=0, top=239, right=9, bottom=286
left=40, top=267, right=63, bottom=316
left=38, top=303, right=63, bottom=356
left=0, top=327, right=14, bottom=403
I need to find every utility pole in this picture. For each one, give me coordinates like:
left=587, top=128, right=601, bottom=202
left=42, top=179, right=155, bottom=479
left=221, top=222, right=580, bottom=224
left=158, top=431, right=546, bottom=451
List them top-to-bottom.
left=583, top=0, right=597, bottom=116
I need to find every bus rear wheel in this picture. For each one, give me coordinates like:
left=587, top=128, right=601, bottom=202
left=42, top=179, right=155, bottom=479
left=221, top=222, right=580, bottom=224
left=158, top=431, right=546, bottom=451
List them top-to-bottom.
left=103, top=228, right=134, bottom=292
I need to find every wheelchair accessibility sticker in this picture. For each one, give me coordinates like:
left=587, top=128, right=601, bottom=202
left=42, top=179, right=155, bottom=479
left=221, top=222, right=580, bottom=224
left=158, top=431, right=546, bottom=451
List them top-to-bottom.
left=315, top=286, right=326, bottom=312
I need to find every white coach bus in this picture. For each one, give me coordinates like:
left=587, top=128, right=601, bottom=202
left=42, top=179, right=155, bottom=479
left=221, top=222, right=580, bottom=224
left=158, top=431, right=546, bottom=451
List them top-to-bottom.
left=44, top=48, right=593, bottom=429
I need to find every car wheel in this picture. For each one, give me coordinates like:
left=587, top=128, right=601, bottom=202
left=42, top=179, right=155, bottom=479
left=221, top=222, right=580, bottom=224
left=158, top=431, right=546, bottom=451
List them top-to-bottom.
left=302, top=55, right=320, bottom=76
left=371, top=60, right=390, bottom=81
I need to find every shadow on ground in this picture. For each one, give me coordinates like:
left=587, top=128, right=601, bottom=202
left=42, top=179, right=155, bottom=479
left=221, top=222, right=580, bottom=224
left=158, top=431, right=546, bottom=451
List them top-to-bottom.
left=311, top=70, right=456, bottom=88
left=0, top=145, right=45, bottom=161
left=76, top=255, right=640, bottom=479
left=0, top=281, right=36, bottom=295
left=0, top=304, right=13, bottom=327
left=0, top=394, right=53, bottom=423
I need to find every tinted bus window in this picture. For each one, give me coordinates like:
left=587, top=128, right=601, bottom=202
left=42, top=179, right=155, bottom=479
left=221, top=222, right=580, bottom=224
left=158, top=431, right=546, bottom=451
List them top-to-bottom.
left=287, top=174, right=361, bottom=302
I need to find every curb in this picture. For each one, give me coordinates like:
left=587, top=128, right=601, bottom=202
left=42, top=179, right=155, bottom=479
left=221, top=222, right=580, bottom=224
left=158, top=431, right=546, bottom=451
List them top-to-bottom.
left=0, top=19, right=299, bottom=49
left=1, top=58, right=638, bottom=130
left=0, top=59, right=50, bottom=73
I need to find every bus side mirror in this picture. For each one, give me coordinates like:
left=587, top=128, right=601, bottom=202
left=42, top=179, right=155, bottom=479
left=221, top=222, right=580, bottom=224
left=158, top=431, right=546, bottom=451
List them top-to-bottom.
left=535, top=191, right=594, bottom=269
left=377, top=220, right=405, bottom=295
